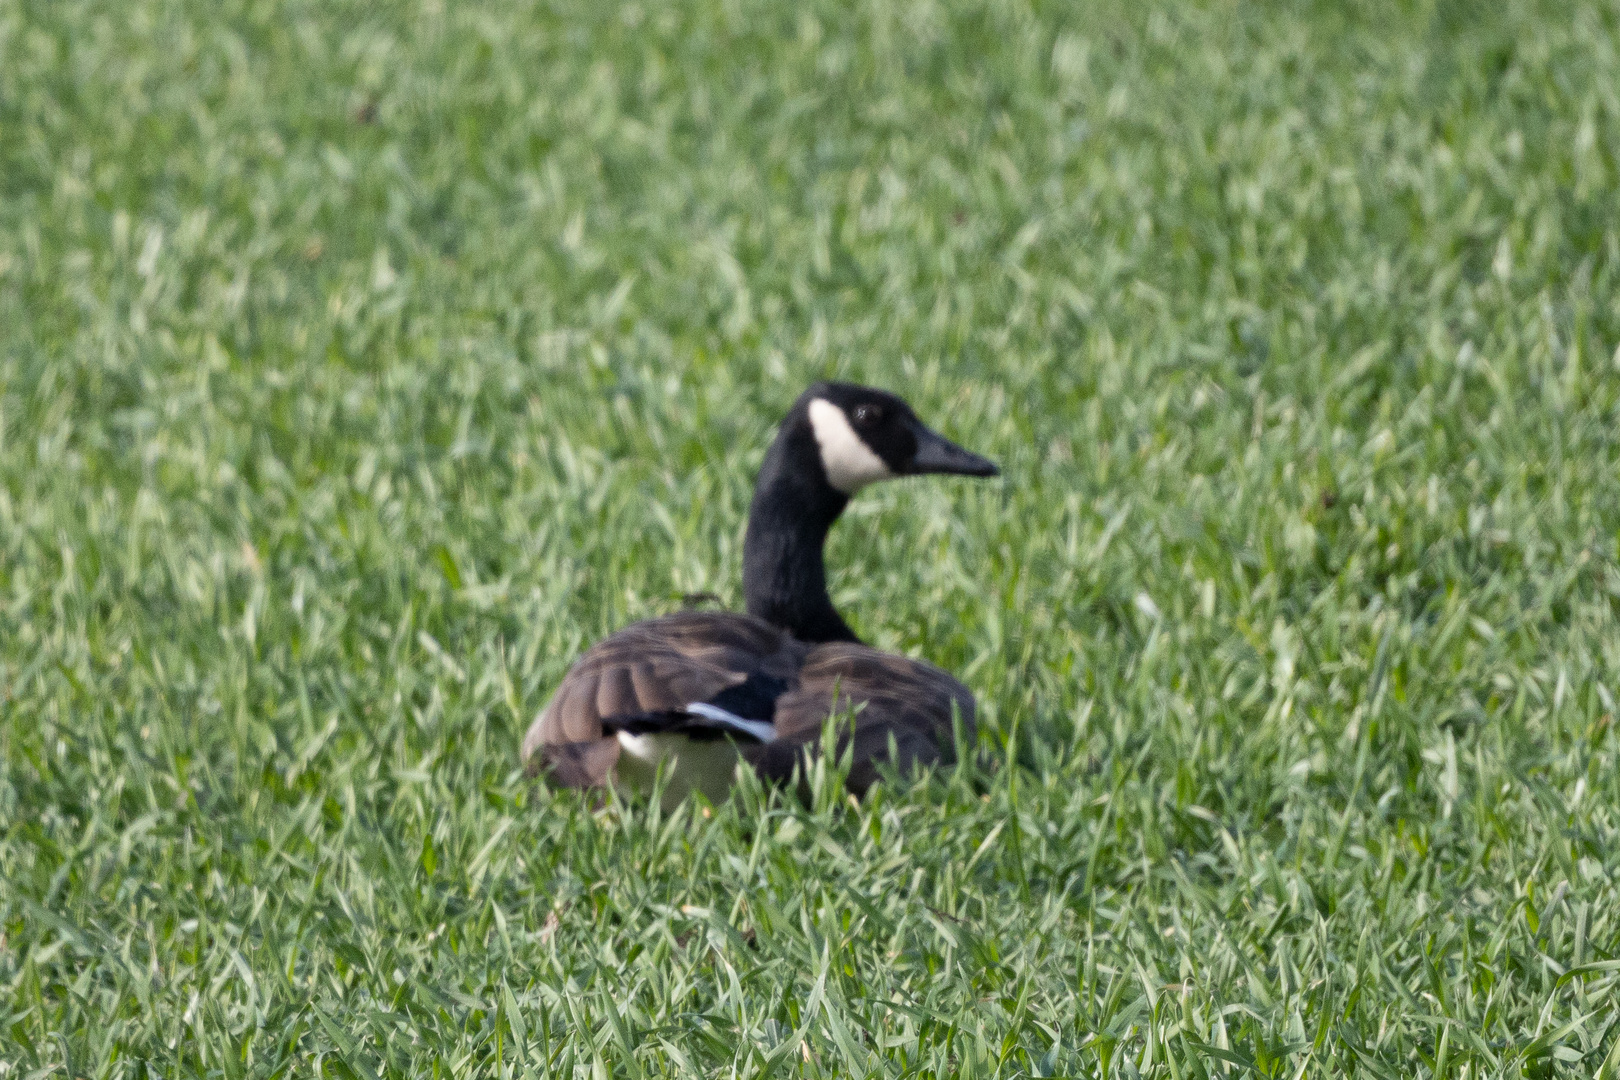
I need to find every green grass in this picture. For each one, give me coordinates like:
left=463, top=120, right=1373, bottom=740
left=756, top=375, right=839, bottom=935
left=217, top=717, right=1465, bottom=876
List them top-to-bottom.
left=3, top=0, right=1620, bottom=1074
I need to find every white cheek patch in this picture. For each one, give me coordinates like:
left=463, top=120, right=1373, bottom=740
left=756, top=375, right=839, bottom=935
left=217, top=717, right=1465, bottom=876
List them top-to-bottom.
left=808, top=399, right=893, bottom=493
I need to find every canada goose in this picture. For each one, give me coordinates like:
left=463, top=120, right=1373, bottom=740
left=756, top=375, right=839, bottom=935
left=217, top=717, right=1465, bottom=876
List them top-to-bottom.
left=521, top=382, right=998, bottom=806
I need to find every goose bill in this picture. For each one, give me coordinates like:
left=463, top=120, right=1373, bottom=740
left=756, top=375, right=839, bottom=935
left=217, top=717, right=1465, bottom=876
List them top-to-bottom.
left=907, top=424, right=999, bottom=478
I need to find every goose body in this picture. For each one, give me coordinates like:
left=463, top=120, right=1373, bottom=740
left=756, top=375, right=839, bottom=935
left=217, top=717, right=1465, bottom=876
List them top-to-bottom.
left=521, top=382, right=997, bottom=805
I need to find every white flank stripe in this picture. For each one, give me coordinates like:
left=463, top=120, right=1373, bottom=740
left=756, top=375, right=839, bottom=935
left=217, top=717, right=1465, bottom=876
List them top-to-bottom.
left=808, top=398, right=892, bottom=493
left=683, top=702, right=778, bottom=743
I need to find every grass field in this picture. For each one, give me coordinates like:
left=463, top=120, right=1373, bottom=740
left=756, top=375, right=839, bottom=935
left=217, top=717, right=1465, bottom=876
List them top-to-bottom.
left=4, top=0, right=1620, bottom=1074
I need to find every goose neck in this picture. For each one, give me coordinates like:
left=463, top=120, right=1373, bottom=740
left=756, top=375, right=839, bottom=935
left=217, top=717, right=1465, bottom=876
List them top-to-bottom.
left=742, top=446, right=859, bottom=645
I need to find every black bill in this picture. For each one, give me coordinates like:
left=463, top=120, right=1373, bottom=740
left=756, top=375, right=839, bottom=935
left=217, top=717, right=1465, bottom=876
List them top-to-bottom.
left=907, top=423, right=1000, bottom=478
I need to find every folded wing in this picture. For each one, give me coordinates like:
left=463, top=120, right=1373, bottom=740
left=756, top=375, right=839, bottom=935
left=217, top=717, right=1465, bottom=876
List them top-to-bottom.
left=520, top=612, right=807, bottom=786
left=745, top=642, right=976, bottom=796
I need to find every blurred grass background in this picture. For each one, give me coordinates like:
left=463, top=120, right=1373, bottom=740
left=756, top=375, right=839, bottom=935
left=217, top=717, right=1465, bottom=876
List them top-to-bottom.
left=3, top=0, right=1620, bottom=1075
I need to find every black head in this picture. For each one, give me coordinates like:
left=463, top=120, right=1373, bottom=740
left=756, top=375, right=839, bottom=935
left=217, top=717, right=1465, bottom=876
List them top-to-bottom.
left=796, top=381, right=999, bottom=495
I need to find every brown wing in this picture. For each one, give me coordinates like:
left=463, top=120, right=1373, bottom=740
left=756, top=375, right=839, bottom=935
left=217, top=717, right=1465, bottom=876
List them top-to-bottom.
left=521, top=612, right=808, bottom=787
left=745, top=643, right=977, bottom=797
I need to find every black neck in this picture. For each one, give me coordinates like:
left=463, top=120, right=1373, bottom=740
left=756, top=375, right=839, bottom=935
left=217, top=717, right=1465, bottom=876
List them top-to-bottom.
left=742, top=423, right=860, bottom=644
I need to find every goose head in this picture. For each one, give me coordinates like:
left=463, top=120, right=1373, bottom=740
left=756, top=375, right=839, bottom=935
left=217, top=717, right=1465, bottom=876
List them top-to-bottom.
left=743, top=382, right=998, bottom=644
left=799, top=382, right=999, bottom=494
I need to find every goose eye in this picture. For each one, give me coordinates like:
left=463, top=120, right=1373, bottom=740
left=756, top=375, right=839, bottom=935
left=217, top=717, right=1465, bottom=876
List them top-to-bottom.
left=851, top=404, right=881, bottom=426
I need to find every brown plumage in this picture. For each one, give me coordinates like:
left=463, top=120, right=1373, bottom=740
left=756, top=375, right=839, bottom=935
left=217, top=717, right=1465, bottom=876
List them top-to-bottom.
left=520, top=382, right=997, bottom=803
left=521, top=612, right=975, bottom=797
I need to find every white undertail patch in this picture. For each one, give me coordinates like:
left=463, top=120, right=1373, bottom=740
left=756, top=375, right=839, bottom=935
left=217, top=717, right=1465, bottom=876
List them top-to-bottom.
left=808, top=398, right=892, bottom=493
left=613, top=704, right=776, bottom=810
left=615, top=732, right=741, bottom=810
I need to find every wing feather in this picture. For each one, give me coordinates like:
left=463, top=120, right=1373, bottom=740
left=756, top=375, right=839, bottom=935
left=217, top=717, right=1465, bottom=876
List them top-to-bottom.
left=522, top=612, right=806, bottom=786
left=745, top=642, right=976, bottom=796
left=629, top=661, right=678, bottom=712
left=594, top=665, right=636, bottom=720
